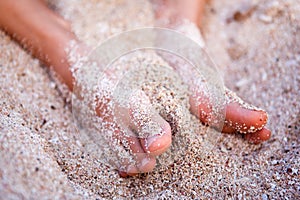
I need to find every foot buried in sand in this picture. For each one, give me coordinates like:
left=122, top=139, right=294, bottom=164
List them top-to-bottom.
left=70, top=28, right=271, bottom=177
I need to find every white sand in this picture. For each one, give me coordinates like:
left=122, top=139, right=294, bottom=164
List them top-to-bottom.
left=0, top=0, right=299, bottom=199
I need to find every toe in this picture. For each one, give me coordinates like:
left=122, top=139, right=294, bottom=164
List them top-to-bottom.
left=189, top=88, right=271, bottom=143
left=113, top=89, right=172, bottom=175
left=128, top=90, right=172, bottom=157
left=225, top=102, right=268, bottom=133
left=140, top=120, right=172, bottom=156
left=244, top=128, right=271, bottom=144
left=114, top=132, right=157, bottom=175
left=118, top=157, right=156, bottom=177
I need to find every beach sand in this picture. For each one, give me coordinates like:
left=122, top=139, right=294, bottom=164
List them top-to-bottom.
left=0, top=0, right=299, bottom=199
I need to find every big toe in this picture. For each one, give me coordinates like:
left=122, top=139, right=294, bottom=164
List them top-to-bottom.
left=128, top=90, right=172, bottom=157
left=224, top=102, right=268, bottom=134
left=140, top=119, right=172, bottom=156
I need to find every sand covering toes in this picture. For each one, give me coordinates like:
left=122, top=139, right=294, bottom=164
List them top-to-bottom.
left=224, top=87, right=268, bottom=134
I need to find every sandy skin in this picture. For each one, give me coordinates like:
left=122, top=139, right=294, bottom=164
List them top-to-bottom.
left=0, top=0, right=271, bottom=177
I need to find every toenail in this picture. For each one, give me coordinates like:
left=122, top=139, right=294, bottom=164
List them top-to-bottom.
left=146, top=135, right=161, bottom=148
left=139, top=157, right=151, bottom=169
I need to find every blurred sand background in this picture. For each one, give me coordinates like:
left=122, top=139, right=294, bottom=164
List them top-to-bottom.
left=0, top=0, right=299, bottom=199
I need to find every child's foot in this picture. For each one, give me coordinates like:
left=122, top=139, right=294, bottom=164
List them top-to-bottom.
left=116, top=0, right=271, bottom=176
left=151, top=0, right=271, bottom=146
left=81, top=24, right=271, bottom=177
left=87, top=50, right=271, bottom=178
left=83, top=67, right=173, bottom=177
left=102, top=82, right=271, bottom=177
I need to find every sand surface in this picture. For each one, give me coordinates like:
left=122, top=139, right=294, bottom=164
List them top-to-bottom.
left=0, top=0, right=299, bottom=199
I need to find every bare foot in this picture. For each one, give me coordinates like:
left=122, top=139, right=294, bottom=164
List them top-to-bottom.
left=152, top=0, right=271, bottom=145
left=74, top=1, right=272, bottom=178
left=161, top=48, right=271, bottom=146
left=71, top=51, right=176, bottom=177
